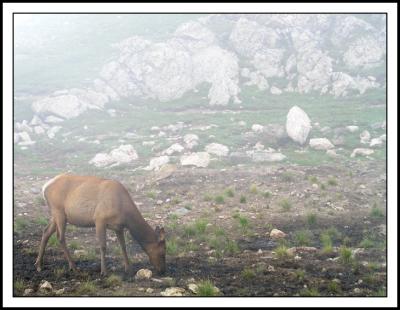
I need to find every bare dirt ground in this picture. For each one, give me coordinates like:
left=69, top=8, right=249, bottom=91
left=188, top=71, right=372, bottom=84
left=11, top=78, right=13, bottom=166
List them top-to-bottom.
left=13, top=160, right=387, bottom=297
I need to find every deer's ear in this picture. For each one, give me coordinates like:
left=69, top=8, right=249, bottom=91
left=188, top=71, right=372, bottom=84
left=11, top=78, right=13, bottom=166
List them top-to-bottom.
left=158, top=227, right=165, bottom=242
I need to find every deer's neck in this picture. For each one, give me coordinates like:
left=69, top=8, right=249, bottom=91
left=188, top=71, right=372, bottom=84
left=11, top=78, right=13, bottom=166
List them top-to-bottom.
left=126, top=214, right=158, bottom=251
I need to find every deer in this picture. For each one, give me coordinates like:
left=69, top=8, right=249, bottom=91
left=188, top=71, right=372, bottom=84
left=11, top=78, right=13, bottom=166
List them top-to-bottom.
left=34, top=173, right=166, bottom=276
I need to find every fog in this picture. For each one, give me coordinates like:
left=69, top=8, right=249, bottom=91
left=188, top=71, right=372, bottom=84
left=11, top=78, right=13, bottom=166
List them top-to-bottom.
left=14, top=14, right=387, bottom=297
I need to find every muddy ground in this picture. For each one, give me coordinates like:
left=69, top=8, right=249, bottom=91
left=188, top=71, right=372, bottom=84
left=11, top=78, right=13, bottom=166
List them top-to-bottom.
left=13, top=160, right=387, bottom=297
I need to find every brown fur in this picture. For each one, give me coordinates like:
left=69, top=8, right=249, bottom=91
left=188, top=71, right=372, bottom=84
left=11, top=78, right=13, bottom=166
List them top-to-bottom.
left=34, top=174, right=166, bottom=275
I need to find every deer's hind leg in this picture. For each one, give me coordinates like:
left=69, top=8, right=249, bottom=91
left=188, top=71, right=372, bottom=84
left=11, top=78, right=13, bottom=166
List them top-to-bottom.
left=54, top=211, right=77, bottom=271
left=35, top=218, right=56, bottom=271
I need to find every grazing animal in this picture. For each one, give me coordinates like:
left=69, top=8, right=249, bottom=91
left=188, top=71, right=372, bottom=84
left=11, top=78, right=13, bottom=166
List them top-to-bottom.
left=34, top=174, right=166, bottom=275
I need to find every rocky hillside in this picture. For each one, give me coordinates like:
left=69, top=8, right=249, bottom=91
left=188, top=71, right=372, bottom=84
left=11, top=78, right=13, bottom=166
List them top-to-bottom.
left=23, top=14, right=385, bottom=122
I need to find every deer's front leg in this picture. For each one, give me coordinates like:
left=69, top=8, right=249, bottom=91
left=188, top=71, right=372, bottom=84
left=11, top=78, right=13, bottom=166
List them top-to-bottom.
left=96, top=221, right=107, bottom=276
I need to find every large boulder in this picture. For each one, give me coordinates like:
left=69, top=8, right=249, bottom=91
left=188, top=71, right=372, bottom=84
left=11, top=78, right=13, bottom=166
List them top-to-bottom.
left=286, top=106, right=312, bottom=145
left=309, top=138, right=334, bottom=150
left=205, top=143, right=229, bottom=157
left=89, top=144, right=138, bottom=168
left=248, top=150, right=286, bottom=162
left=180, top=152, right=210, bottom=168
left=145, top=156, right=170, bottom=171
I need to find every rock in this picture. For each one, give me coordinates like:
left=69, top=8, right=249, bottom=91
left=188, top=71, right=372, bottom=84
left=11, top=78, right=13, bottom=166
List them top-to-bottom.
left=270, top=86, right=282, bottom=95
left=286, top=106, right=312, bottom=145
left=45, top=115, right=64, bottom=124
left=17, top=120, right=33, bottom=133
left=238, top=120, right=247, bottom=127
left=251, top=124, right=264, bottom=133
left=346, top=125, right=359, bottom=132
left=33, top=126, right=45, bottom=135
left=47, top=126, right=62, bottom=139
left=360, top=130, right=371, bottom=144
left=183, top=134, right=199, bottom=149
left=332, top=135, right=345, bottom=146
left=309, top=138, right=334, bottom=150
left=143, top=141, right=155, bottom=146
left=254, top=142, right=265, bottom=151
left=162, top=143, right=185, bottom=156
left=205, top=143, right=229, bottom=157
left=89, top=145, right=138, bottom=168
left=351, top=148, right=374, bottom=158
left=326, top=149, right=339, bottom=158
left=248, top=150, right=286, bottom=162
left=180, top=152, right=210, bottom=168
left=145, top=156, right=170, bottom=171
left=174, top=208, right=190, bottom=217
left=270, top=229, right=287, bottom=239
left=287, top=246, right=318, bottom=256
left=73, top=250, right=87, bottom=257
left=267, top=265, right=275, bottom=272
left=135, top=269, right=152, bottom=280
left=39, top=281, right=53, bottom=292
left=188, top=283, right=198, bottom=294
left=160, top=287, right=186, bottom=296
left=353, top=287, right=361, bottom=294
left=23, top=288, right=34, bottom=296
left=55, top=288, right=65, bottom=295
left=146, top=288, right=154, bottom=294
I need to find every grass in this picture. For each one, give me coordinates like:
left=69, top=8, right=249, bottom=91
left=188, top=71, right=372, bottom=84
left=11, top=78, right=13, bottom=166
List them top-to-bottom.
left=282, top=172, right=295, bottom=182
left=308, top=176, right=318, bottom=183
left=327, top=178, right=338, bottom=186
left=320, top=183, right=326, bottom=190
left=249, top=184, right=258, bottom=194
left=224, top=188, right=235, bottom=197
left=146, top=191, right=157, bottom=199
left=263, top=191, right=271, bottom=198
left=204, top=194, right=213, bottom=202
left=34, top=195, right=46, bottom=206
left=214, top=195, right=225, bottom=204
left=239, top=195, right=247, bottom=204
left=279, top=199, right=292, bottom=212
left=370, top=207, right=385, bottom=218
left=306, top=212, right=317, bottom=226
left=234, top=214, right=249, bottom=233
left=35, top=216, right=48, bottom=226
left=14, top=217, right=29, bottom=232
left=194, top=219, right=208, bottom=235
left=183, top=225, right=196, bottom=238
left=294, top=230, right=312, bottom=246
left=320, top=232, right=333, bottom=254
left=48, top=234, right=59, bottom=247
left=359, top=237, right=375, bottom=249
left=166, top=238, right=178, bottom=256
left=69, top=240, right=80, bottom=251
left=225, top=240, right=240, bottom=255
left=274, top=245, right=290, bottom=258
left=339, top=246, right=354, bottom=265
left=54, top=267, right=66, bottom=278
left=241, top=268, right=256, bottom=281
left=294, top=269, right=305, bottom=281
left=105, top=274, right=122, bottom=287
left=14, top=279, right=25, bottom=295
left=196, top=280, right=219, bottom=296
left=75, top=281, right=97, bottom=295
left=327, top=281, right=342, bottom=294
left=300, top=288, right=319, bottom=296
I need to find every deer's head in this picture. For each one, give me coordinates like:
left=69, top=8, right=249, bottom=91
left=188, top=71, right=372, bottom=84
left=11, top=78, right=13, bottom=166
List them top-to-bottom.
left=147, top=226, right=166, bottom=274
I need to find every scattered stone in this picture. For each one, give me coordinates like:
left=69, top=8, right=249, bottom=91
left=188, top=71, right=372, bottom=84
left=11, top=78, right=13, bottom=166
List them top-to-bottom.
left=270, top=86, right=282, bottom=95
left=286, top=106, right=312, bottom=145
left=45, top=115, right=64, bottom=124
left=238, top=120, right=246, bottom=126
left=251, top=124, right=264, bottom=133
left=346, top=125, right=359, bottom=132
left=34, top=126, right=45, bottom=135
left=47, top=126, right=62, bottom=139
left=360, top=130, right=371, bottom=144
left=183, top=134, right=199, bottom=149
left=309, top=138, right=334, bottom=150
left=143, top=141, right=156, bottom=146
left=253, top=142, right=265, bottom=151
left=162, top=143, right=185, bottom=155
left=205, top=143, right=229, bottom=157
left=89, top=144, right=138, bottom=167
left=351, top=148, right=374, bottom=158
left=326, top=149, right=339, bottom=158
left=248, top=150, right=286, bottom=162
left=180, top=152, right=210, bottom=168
left=144, top=156, right=170, bottom=171
left=154, top=163, right=177, bottom=181
left=312, top=183, right=319, bottom=189
left=174, top=208, right=190, bottom=216
left=270, top=229, right=287, bottom=239
left=287, top=246, right=318, bottom=256
left=73, top=250, right=87, bottom=257
left=294, top=255, right=302, bottom=261
left=267, top=265, right=275, bottom=272
left=135, top=269, right=152, bottom=280
left=39, top=281, right=53, bottom=292
left=188, top=283, right=198, bottom=294
left=160, top=287, right=186, bottom=297
left=23, top=288, right=34, bottom=296
left=55, top=288, right=65, bottom=295
left=146, top=288, right=154, bottom=294
left=353, top=288, right=361, bottom=294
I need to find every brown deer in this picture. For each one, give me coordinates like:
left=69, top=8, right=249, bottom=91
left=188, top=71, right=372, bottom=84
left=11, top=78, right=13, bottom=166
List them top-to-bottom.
left=34, top=173, right=166, bottom=275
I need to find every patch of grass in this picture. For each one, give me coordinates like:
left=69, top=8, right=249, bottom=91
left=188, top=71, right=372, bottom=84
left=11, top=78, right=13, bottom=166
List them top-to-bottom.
left=282, top=172, right=295, bottom=182
left=308, top=176, right=318, bottom=183
left=327, top=178, right=338, bottom=186
left=320, top=183, right=326, bottom=190
left=249, top=184, right=258, bottom=194
left=224, top=188, right=235, bottom=197
left=146, top=191, right=157, bottom=199
left=263, top=191, right=271, bottom=198
left=204, top=194, right=213, bottom=202
left=34, top=195, right=46, bottom=206
left=214, top=195, right=225, bottom=204
left=240, top=195, right=247, bottom=204
left=171, top=197, right=181, bottom=205
left=279, top=199, right=292, bottom=212
left=184, top=204, right=192, bottom=210
left=370, top=207, right=384, bottom=219
left=306, top=212, right=317, bottom=226
left=168, top=213, right=179, bottom=221
left=235, top=214, right=249, bottom=232
left=35, top=216, right=48, bottom=226
left=14, top=217, right=29, bottom=232
left=194, top=219, right=208, bottom=235
left=183, top=225, right=196, bottom=238
left=214, top=227, right=226, bottom=237
left=324, top=227, right=341, bottom=241
left=294, top=230, right=312, bottom=246
left=320, top=232, right=333, bottom=254
left=48, top=234, right=59, bottom=247
left=342, top=236, right=352, bottom=247
left=359, top=237, right=375, bottom=249
left=166, top=238, right=178, bottom=256
left=69, top=240, right=80, bottom=251
left=225, top=240, right=240, bottom=255
left=184, top=242, right=199, bottom=253
left=274, top=245, right=290, bottom=258
left=339, top=246, right=354, bottom=265
left=367, top=262, right=380, bottom=271
left=54, top=267, right=66, bottom=278
left=241, top=267, right=256, bottom=281
left=294, top=269, right=305, bottom=281
left=363, top=273, right=379, bottom=285
left=105, top=274, right=122, bottom=287
left=14, top=279, right=25, bottom=295
left=196, top=280, right=219, bottom=296
left=75, top=281, right=97, bottom=295
left=327, top=281, right=342, bottom=294
left=300, top=287, right=320, bottom=296
left=375, top=288, right=386, bottom=297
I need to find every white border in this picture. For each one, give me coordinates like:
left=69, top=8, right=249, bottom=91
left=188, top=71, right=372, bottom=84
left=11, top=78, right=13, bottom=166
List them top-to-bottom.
left=3, top=2, right=397, bottom=308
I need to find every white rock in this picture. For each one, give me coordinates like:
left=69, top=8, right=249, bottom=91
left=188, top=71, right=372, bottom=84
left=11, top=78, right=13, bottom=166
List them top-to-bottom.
left=270, top=86, right=283, bottom=95
left=286, top=106, right=312, bottom=145
left=45, top=115, right=64, bottom=124
left=238, top=120, right=247, bottom=127
left=251, top=124, right=264, bottom=133
left=346, top=125, right=359, bottom=132
left=34, top=126, right=45, bottom=135
left=47, top=126, right=62, bottom=139
left=360, top=130, right=371, bottom=144
left=16, top=131, right=32, bottom=143
left=183, top=134, right=199, bottom=149
left=309, top=138, right=334, bottom=150
left=369, top=138, right=383, bottom=147
left=142, top=141, right=155, bottom=146
left=254, top=142, right=265, bottom=151
left=162, top=143, right=185, bottom=156
left=205, top=143, right=229, bottom=157
left=89, top=144, right=138, bottom=167
left=351, top=148, right=374, bottom=158
left=326, top=149, right=339, bottom=158
left=248, top=150, right=286, bottom=162
left=180, top=152, right=210, bottom=168
left=89, top=153, right=114, bottom=168
left=145, top=156, right=170, bottom=171
left=270, top=229, right=286, bottom=239
left=73, top=250, right=87, bottom=257
left=135, top=269, right=152, bottom=280
left=39, top=281, right=53, bottom=292
left=188, top=283, right=198, bottom=294
left=160, top=287, right=186, bottom=296
left=23, top=288, right=35, bottom=296
left=146, top=288, right=154, bottom=294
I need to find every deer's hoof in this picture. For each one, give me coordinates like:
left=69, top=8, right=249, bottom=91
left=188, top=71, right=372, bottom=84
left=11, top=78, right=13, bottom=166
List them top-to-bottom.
left=34, top=261, right=42, bottom=272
